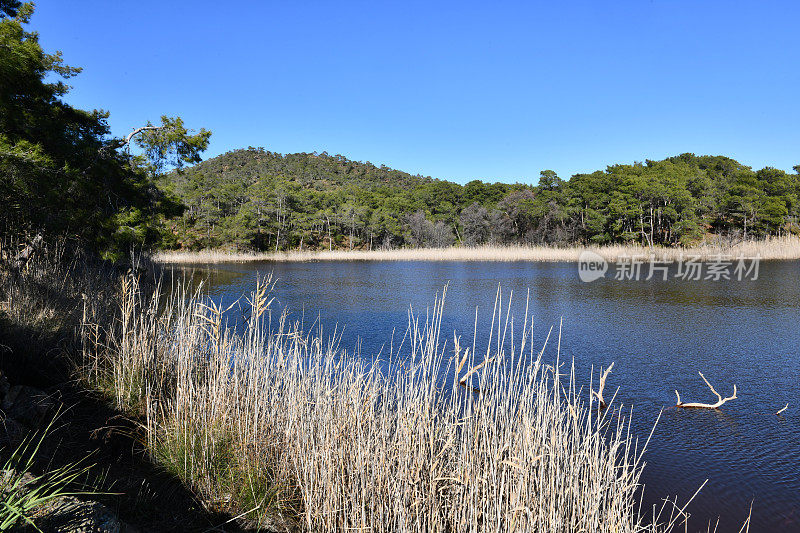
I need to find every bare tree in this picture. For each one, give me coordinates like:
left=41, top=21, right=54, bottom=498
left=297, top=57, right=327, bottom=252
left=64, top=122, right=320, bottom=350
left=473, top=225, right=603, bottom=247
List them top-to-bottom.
left=274, top=192, right=287, bottom=252
left=459, top=203, right=490, bottom=246
left=406, top=210, right=432, bottom=247
left=324, top=214, right=333, bottom=250
left=430, top=221, right=455, bottom=248
left=675, top=372, right=737, bottom=409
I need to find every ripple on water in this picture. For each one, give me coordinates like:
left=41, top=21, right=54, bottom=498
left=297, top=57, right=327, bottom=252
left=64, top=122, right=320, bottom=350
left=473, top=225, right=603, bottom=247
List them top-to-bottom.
left=171, top=259, right=800, bottom=533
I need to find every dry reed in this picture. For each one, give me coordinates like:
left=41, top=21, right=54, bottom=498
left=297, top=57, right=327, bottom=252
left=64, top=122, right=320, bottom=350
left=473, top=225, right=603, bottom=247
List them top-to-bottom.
left=152, top=236, right=800, bottom=264
left=81, top=274, right=699, bottom=532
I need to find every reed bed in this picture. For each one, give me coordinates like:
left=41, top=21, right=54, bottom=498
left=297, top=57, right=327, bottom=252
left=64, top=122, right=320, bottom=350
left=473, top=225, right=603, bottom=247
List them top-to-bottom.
left=152, top=235, right=800, bottom=264
left=79, top=273, right=696, bottom=532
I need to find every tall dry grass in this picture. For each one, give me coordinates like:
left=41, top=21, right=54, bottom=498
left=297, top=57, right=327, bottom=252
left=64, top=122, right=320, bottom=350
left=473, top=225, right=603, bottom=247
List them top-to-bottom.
left=152, top=235, right=800, bottom=264
left=81, top=273, right=698, bottom=532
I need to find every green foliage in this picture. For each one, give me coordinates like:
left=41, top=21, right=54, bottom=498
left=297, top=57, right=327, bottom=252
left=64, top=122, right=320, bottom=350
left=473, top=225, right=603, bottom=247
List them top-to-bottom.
left=0, top=0, right=21, bottom=19
left=0, top=4, right=209, bottom=258
left=133, top=115, right=211, bottom=175
left=155, top=148, right=458, bottom=250
left=158, top=149, right=800, bottom=251
left=0, top=418, right=96, bottom=531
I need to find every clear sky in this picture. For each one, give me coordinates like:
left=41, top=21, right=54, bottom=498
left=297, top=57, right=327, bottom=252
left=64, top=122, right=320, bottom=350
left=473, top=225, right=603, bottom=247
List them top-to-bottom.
left=33, top=0, right=800, bottom=185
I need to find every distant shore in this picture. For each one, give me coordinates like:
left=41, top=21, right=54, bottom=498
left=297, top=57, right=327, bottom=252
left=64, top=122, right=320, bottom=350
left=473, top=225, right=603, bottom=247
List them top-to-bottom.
left=152, top=236, right=800, bottom=264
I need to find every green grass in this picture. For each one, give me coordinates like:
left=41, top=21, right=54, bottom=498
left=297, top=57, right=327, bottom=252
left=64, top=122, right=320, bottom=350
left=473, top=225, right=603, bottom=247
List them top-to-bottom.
left=0, top=417, right=97, bottom=532
left=150, top=424, right=296, bottom=527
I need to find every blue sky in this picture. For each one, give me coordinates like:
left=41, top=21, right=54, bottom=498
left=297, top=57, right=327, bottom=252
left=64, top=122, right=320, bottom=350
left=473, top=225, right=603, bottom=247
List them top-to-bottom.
left=33, top=0, right=800, bottom=184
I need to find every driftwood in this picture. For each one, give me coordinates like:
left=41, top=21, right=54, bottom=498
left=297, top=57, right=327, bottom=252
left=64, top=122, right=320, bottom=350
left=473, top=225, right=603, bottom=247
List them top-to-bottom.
left=591, top=362, right=614, bottom=409
left=675, top=372, right=737, bottom=409
left=776, top=403, right=789, bottom=416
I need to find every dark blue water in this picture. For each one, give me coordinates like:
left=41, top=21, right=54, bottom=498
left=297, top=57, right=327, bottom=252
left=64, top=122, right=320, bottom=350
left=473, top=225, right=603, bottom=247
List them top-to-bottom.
left=169, top=260, right=800, bottom=532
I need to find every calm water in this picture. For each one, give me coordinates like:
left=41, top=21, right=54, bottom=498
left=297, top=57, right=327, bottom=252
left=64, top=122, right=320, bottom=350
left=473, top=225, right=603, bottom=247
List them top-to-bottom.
left=169, top=260, right=800, bottom=532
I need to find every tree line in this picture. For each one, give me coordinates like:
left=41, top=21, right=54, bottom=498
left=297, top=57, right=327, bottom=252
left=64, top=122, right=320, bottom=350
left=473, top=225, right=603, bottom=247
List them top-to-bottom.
left=4, top=2, right=799, bottom=257
left=156, top=149, right=800, bottom=251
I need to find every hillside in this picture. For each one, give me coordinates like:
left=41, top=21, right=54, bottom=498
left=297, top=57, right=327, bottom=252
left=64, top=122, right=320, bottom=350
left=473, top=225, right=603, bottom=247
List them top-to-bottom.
left=156, top=148, right=516, bottom=250
left=162, top=148, right=434, bottom=190
left=156, top=149, right=800, bottom=252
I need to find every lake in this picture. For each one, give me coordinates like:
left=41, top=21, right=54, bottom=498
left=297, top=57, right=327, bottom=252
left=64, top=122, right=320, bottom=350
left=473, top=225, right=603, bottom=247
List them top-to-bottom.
left=166, top=259, right=800, bottom=532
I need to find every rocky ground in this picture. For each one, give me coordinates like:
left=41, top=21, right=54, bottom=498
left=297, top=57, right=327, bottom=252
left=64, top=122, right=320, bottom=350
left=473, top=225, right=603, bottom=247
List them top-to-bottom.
left=0, top=366, right=263, bottom=532
left=0, top=370, right=135, bottom=532
left=0, top=468, right=133, bottom=532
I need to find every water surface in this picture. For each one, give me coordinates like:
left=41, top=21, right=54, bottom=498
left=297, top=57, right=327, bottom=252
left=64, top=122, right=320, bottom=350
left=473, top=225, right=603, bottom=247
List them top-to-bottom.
left=168, top=259, right=800, bottom=532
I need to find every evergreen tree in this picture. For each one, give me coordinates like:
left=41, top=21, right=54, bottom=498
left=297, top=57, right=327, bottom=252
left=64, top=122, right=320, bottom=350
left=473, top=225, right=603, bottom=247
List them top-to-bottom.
left=0, top=4, right=210, bottom=257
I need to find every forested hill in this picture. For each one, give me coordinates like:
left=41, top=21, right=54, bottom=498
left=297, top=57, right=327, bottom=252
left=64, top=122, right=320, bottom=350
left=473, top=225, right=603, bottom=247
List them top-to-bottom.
left=164, top=147, right=435, bottom=189
left=156, top=148, right=800, bottom=252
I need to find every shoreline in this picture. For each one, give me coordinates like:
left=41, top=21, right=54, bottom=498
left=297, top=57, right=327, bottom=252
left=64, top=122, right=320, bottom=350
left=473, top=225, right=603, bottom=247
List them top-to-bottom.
left=152, top=236, right=800, bottom=264
left=1, top=243, right=762, bottom=530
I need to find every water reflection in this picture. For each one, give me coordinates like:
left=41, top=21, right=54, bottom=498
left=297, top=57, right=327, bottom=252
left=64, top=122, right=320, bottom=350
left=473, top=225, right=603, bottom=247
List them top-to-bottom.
left=161, top=260, right=800, bottom=532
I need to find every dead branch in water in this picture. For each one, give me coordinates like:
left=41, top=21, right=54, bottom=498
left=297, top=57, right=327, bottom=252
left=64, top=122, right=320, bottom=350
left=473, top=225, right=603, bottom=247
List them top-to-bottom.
left=458, top=353, right=494, bottom=394
left=591, top=362, right=614, bottom=409
left=675, top=372, right=737, bottom=409
left=776, top=403, right=789, bottom=416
